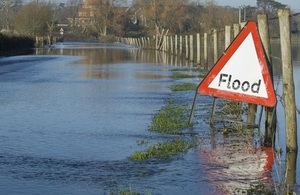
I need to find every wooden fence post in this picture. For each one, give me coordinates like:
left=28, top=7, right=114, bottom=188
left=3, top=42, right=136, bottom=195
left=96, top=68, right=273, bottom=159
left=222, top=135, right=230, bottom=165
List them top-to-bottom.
left=278, top=9, right=297, bottom=152
left=257, top=14, right=277, bottom=147
left=246, top=18, right=257, bottom=125
left=233, top=24, right=240, bottom=38
left=225, top=26, right=231, bottom=49
left=213, top=29, right=218, bottom=63
left=197, top=33, right=201, bottom=65
left=204, top=33, right=208, bottom=69
left=190, top=34, right=194, bottom=62
left=165, top=35, right=168, bottom=51
left=170, top=35, right=174, bottom=54
left=175, top=35, right=178, bottom=55
left=179, top=35, right=183, bottom=56
left=185, top=35, right=189, bottom=59
left=166, top=36, right=169, bottom=52
left=168, top=36, right=171, bottom=53
left=285, top=152, right=297, bottom=186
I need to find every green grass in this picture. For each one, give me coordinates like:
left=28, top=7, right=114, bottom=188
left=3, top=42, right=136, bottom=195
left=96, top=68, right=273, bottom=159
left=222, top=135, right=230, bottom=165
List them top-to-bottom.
left=170, top=68, right=198, bottom=72
left=128, top=69, right=199, bottom=163
left=171, top=72, right=194, bottom=79
left=171, top=82, right=196, bottom=91
left=149, top=100, right=189, bottom=134
left=129, top=138, right=197, bottom=161
left=108, top=186, right=151, bottom=195
left=108, top=189, right=139, bottom=195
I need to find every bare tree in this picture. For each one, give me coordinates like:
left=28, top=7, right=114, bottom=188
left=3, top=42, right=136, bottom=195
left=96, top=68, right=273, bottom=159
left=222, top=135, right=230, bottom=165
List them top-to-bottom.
left=0, top=0, right=22, bottom=31
left=65, top=0, right=81, bottom=33
left=83, top=0, right=125, bottom=36
left=134, top=0, right=189, bottom=35
left=256, top=0, right=287, bottom=14
left=14, top=1, right=53, bottom=36
left=199, top=1, right=237, bottom=32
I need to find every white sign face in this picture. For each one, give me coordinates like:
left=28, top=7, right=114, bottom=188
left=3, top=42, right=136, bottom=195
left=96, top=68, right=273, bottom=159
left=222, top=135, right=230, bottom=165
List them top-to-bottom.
left=208, top=33, right=268, bottom=98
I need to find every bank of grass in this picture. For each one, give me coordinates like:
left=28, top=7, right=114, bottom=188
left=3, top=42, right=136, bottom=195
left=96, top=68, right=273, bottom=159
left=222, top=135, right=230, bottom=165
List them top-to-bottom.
left=171, top=82, right=196, bottom=91
left=149, top=100, right=190, bottom=134
left=129, top=138, right=197, bottom=161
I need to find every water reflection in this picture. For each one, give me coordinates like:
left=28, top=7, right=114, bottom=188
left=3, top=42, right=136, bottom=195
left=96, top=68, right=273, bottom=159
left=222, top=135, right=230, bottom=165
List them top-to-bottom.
left=35, top=42, right=193, bottom=68
left=199, top=132, right=275, bottom=194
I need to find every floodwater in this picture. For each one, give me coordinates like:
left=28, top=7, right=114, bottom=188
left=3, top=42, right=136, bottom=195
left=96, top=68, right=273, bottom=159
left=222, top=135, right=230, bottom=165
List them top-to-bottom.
left=0, top=41, right=299, bottom=194
left=0, top=42, right=213, bottom=195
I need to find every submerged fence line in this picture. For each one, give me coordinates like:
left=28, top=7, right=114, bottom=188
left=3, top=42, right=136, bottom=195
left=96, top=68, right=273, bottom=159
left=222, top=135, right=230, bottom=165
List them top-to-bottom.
left=119, top=13, right=299, bottom=69
left=119, top=22, right=248, bottom=68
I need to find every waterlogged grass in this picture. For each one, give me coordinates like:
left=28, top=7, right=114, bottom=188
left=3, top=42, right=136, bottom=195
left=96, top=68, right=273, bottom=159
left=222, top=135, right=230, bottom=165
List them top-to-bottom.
left=170, top=68, right=199, bottom=72
left=128, top=70, right=199, bottom=164
left=171, top=72, right=194, bottom=79
left=171, top=82, right=196, bottom=91
left=149, top=100, right=189, bottom=134
left=129, top=139, right=197, bottom=161
left=108, top=187, right=151, bottom=195
left=108, top=189, right=139, bottom=195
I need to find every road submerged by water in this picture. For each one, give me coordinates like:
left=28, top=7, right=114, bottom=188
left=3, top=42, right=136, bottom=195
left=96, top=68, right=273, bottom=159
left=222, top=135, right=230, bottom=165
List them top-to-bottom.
left=0, top=42, right=299, bottom=194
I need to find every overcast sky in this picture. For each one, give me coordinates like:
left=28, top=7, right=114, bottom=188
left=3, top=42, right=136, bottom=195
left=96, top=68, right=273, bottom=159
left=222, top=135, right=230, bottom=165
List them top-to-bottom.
left=209, top=0, right=300, bottom=11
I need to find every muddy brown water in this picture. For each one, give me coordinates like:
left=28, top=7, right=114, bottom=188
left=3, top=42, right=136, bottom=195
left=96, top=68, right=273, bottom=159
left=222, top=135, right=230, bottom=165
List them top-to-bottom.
left=0, top=41, right=299, bottom=194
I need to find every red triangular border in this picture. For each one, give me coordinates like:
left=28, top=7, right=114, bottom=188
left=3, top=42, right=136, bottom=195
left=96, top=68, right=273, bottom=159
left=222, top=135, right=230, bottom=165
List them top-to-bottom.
left=197, top=21, right=276, bottom=107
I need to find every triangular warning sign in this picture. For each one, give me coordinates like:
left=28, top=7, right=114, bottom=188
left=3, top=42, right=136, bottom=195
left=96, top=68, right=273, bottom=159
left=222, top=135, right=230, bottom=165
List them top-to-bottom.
left=198, top=21, right=276, bottom=107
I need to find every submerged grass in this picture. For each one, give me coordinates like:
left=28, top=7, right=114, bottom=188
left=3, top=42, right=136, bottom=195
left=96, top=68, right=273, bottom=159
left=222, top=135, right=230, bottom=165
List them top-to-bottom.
left=170, top=68, right=199, bottom=72
left=129, top=70, right=199, bottom=164
left=171, top=72, right=194, bottom=79
left=171, top=82, right=196, bottom=91
left=149, top=100, right=189, bottom=134
left=129, top=138, right=197, bottom=161
left=108, top=186, right=151, bottom=195
left=108, top=189, right=139, bottom=195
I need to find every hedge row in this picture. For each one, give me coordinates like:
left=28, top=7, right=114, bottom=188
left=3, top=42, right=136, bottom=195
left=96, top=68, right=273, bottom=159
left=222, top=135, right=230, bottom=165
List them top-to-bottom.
left=0, top=33, right=35, bottom=56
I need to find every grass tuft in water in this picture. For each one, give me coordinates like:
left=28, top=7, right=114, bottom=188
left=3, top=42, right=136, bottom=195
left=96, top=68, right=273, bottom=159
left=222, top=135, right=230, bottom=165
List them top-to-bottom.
left=170, top=68, right=199, bottom=72
left=171, top=72, right=194, bottom=79
left=171, top=82, right=196, bottom=91
left=149, top=100, right=189, bottom=134
left=129, top=138, right=197, bottom=161
left=108, top=186, right=151, bottom=195
left=108, top=189, right=139, bottom=195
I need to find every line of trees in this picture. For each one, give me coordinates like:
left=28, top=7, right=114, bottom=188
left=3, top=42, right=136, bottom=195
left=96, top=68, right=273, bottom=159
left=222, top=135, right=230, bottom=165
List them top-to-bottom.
left=0, top=0, right=298, bottom=40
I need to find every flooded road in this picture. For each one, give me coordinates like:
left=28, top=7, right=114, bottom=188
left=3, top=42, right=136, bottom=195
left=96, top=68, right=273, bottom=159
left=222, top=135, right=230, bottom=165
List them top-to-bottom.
left=0, top=41, right=299, bottom=194
left=0, top=43, right=214, bottom=194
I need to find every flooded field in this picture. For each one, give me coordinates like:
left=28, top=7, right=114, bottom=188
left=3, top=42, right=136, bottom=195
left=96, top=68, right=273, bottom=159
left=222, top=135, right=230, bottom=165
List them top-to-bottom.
left=0, top=42, right=299, bottom=194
